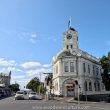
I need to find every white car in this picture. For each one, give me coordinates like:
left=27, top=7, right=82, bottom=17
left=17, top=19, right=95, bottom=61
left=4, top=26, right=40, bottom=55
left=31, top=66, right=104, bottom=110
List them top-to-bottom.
left=15, top=91, right=24, bottom=100
left=29, top=92, right=42, bottom=100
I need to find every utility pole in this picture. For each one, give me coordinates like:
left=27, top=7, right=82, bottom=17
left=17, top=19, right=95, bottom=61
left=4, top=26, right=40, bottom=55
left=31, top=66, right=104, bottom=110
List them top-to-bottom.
left=39, top=72, right=42, bottom=95
left=43, top=73, right=53, bottom=100
left=43, top=73, right=53, bottom=92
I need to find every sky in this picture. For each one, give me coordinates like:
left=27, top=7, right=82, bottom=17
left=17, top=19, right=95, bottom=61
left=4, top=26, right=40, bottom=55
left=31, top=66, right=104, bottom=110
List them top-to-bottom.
left=0, top=0, right=110, bottom=89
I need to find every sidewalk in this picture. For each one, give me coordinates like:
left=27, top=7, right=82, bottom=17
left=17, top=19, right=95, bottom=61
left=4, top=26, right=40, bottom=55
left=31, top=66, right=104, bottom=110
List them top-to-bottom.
left=0, top=95, right=13, bottom=100
left=54, top=97, right=109, bottom=104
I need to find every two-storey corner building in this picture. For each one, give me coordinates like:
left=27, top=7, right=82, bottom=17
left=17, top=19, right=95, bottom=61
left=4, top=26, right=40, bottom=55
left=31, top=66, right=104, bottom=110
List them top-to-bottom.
left=52, top=26, right=105, bottom=99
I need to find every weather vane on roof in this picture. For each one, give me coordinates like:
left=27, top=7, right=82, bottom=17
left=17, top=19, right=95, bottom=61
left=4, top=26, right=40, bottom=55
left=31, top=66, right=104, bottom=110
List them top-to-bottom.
left=68, top=18, right=71, bottom=28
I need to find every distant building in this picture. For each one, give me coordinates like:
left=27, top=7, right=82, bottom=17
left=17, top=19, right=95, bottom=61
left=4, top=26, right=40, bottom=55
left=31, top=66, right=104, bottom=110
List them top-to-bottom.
left=52, top=26, right=106, bottom=100
left=0, top=71, right=11, bottom=97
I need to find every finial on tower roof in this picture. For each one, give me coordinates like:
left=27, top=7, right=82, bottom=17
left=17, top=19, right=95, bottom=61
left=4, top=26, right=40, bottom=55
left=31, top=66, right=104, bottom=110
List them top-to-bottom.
left=68, top=18, right=71, bottom=28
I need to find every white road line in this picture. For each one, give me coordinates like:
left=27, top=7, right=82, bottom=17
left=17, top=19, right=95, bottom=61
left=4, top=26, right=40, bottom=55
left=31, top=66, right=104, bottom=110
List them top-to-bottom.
left=94, top=107, right=108, bottom=110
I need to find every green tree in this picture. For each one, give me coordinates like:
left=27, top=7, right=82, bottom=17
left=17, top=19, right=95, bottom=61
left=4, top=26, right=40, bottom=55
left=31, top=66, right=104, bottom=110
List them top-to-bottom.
left=100, top=52, right=110, bottom=90
left=26, top=77, right=40, bottom=92
left=9, top=83, right=20, bottom=93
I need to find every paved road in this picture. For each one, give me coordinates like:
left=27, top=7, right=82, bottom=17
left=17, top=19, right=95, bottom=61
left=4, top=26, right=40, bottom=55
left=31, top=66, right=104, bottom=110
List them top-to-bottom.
left=0, top=96, right=110, bottom=110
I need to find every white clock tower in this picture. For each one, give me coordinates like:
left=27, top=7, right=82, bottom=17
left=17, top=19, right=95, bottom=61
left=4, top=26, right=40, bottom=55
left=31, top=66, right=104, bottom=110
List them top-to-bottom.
left=52, top=23, right=105, bottom=99
left=63, top=27, right=79, bottom=51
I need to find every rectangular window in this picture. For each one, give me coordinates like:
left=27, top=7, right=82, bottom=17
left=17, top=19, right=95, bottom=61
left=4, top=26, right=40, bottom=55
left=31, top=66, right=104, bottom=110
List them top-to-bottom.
left=67, top=45, right=69, bottom=49
left=64, top=62, right=69, bottom=72
left=70, top=62, right=74, bottom=72
left=83, top=63, right=86, bottom=73
left=88, top=65, right=90, bottom=74
left=93, top=65, right=95, bottom=75
left=96, top=67, right=99, bottom=75
left=85, top=81, right=87, bottom=91
left=89, top=82, right=92, bottom=91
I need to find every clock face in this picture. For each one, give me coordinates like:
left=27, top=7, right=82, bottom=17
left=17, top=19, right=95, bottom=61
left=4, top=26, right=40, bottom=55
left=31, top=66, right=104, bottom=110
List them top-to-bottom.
left=67, top=34, right=72, bottom=39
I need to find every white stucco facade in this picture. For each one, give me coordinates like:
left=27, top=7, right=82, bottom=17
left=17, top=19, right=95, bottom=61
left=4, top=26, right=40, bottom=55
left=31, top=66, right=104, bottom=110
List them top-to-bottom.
left=52, top=27, right=105, bottom=98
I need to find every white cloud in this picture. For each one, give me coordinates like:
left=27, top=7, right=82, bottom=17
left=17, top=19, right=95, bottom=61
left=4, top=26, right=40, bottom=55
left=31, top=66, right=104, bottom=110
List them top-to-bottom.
left=19, top=32, right=37, bottom=44
left=30, top=33, right=37, bottom=38
left=29, top=38, right=36, bottom=44
left=0, top=58, right=16, bottom=67
left=21, top=61, right=41, bottom=69
left=21, top=61, right=51, bottom=69
left=42, top=64, right=51, bottom=68
left=0, top=66, right=23, bottom=73
left=27, top=68, right=52, bottom=76
left=12, top=75, right=25, bottom=79
left=11, top=78, right=30, bottom=90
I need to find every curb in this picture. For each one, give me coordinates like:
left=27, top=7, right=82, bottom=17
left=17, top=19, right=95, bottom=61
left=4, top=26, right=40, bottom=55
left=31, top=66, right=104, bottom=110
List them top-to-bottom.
left=54, top=98, right=110, bottom=104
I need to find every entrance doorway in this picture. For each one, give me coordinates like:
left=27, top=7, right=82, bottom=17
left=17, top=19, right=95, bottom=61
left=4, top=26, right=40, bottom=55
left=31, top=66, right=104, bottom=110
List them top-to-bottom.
left=62, top=79, right=76, bottom=97
left=65, top=83, right=75, bottom=97
left=67, top=86, right=74, bottom=96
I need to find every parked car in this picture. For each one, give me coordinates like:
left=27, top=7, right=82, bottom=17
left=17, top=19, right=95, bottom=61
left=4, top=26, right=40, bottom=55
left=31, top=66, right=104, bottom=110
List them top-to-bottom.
left=15, top=91, right=24, bottom=100
left=29, top=92, right=42, bottom=100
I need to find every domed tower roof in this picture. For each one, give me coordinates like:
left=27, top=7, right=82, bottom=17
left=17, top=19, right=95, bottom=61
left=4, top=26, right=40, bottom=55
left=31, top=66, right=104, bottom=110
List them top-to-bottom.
left=69, top=27, right=76, bottom=31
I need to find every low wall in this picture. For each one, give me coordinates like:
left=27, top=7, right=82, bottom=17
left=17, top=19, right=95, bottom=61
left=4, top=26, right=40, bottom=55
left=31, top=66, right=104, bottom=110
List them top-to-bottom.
left=80, top=94, right=110, bottom=102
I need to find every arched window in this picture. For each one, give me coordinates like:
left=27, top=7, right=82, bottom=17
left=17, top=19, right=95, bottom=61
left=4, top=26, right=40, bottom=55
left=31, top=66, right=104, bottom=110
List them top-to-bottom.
left=84, top=81, right=87, bottom=91
left=89, top=81, right=92, bottom=91
left=94, top=81, right=100, bottom=91
left=94, top=82, right=97, bottom=91
left=97, top=82, right=100, bottom=91
left=101, top=83, right=105, bottom=90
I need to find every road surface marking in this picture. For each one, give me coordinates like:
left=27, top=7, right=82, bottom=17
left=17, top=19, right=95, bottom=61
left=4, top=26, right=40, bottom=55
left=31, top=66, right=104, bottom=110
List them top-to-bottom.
left=94, top=107, right=108, bottom=110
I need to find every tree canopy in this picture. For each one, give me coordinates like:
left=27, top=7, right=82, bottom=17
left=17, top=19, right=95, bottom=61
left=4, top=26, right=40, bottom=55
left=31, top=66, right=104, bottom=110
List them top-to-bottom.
left=100, top=52, right=110, bottom=90
left=26, top=77, right=40, bottom=92
left=9, top=83, right=20, bottom=93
